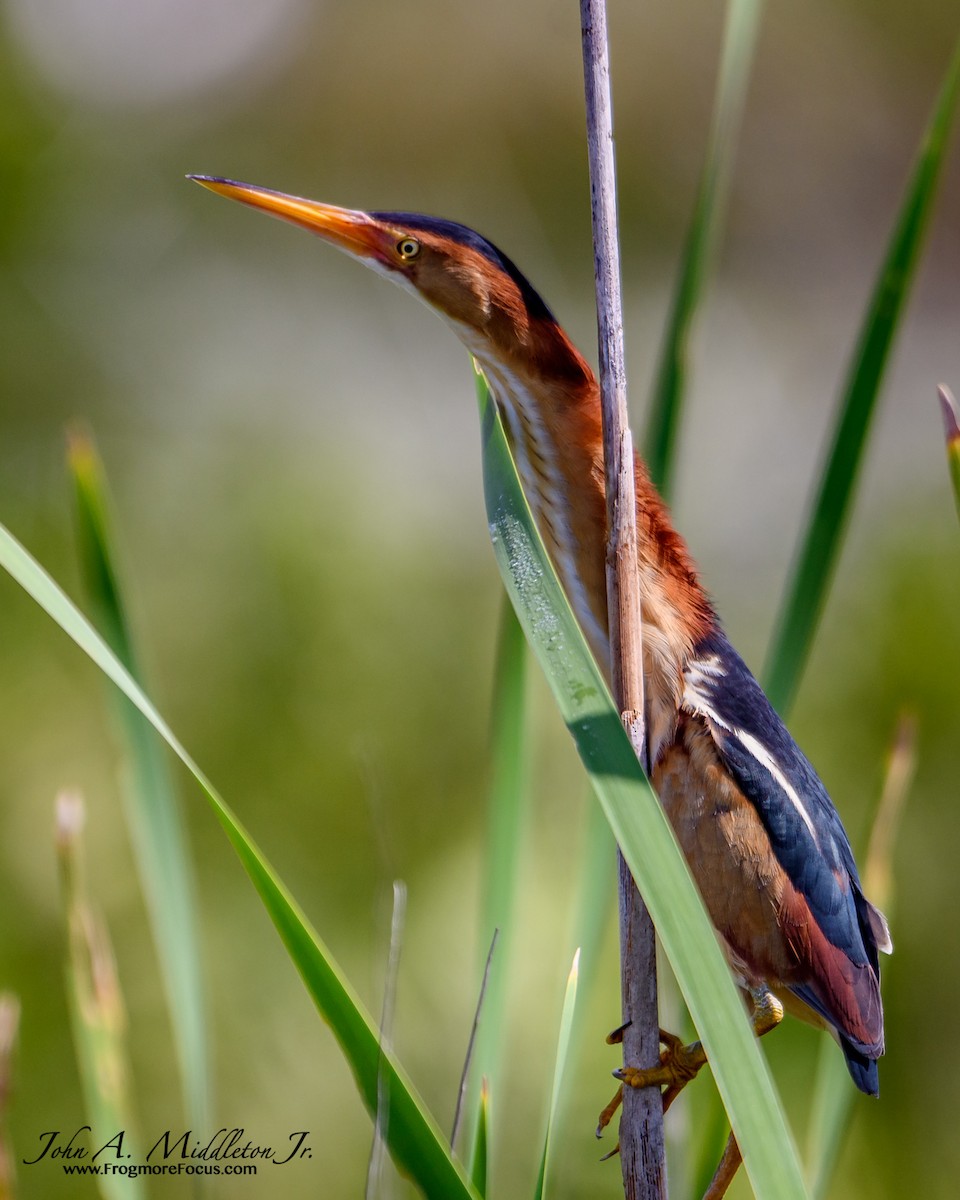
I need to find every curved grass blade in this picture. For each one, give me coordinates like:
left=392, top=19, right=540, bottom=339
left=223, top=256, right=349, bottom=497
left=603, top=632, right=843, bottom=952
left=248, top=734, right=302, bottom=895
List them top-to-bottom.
left=644, top=0, right=764, bottom=497
left=764, top=43, right=960, bottom=714
left=478, top=380, right=807, bottom=1200
left=938, top=385, right=960, bottom=524
left=68, top=429, right=210, bottom=1129
left=0, top=522, right=479, bottom=1200
left=56, top=791, right=144, bottom=1200
left=533, top=950, right=580, bottom=1200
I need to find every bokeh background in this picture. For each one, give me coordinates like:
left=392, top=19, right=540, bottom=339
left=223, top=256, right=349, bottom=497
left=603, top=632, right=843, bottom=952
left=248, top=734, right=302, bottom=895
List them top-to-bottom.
left=1, top=0, right=958, bottom=1196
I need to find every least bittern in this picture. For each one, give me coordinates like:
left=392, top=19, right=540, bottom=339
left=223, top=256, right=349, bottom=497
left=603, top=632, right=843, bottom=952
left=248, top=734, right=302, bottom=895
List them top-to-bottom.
left=190, top=175, right=890, bottom=1136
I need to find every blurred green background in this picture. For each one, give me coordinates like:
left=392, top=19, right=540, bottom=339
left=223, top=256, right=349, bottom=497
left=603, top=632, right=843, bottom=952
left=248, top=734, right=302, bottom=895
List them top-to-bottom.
left=0, top=0, right=958, bottom=1196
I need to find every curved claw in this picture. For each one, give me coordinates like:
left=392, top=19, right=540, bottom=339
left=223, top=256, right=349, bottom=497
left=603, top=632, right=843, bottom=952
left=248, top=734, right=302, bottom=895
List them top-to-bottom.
left=614, top=1029, right=707, bottom=1104
left=596, top=1084, right=623, bottom=1139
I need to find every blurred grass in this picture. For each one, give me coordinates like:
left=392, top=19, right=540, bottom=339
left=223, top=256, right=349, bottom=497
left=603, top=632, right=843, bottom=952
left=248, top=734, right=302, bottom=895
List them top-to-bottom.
left=644, top=0, right=763, bottom=499
left=645, top=23, right=959, bottom=1200
left=764, top=38, right=960, bottom=716
left=68, top=429, right=209, bottom=1132
left=0, top=519, right=480, bottom=1200
left=467, top=596, right=529, bottom=1153
left=805, top=715, right=915, bottom=1199
left=56, top=790, right=143, bottom=1200
left=533, top=951, right=580, bottom=1200
left=472, top=1080, right=490, bottom=1198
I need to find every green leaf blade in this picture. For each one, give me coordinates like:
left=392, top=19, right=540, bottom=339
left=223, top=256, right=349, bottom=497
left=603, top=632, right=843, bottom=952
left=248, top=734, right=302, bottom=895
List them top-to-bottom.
left=644, top=0, right=764, bottom=497
left=764, top=43, right=960, bottom=713
left=479, top=383, right=807, bottom=1200
left=68, top=429, right=211, bottom=1130
left=0, top=520, right=479, bottom=1200
left=473, top=596, right=529, bottom=1100
left=806, top=715, right=915, bottom=1197
left=533, top=950, right=580, bottom=1200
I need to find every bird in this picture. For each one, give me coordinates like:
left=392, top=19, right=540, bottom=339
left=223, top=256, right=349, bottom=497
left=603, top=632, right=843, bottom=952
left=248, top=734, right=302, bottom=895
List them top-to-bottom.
left=189, top=175, right=892, bottom=1103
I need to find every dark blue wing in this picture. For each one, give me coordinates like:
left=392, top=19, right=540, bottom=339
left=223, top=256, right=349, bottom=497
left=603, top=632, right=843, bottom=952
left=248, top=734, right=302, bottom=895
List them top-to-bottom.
left=681, top=629, right=887, bottom=1077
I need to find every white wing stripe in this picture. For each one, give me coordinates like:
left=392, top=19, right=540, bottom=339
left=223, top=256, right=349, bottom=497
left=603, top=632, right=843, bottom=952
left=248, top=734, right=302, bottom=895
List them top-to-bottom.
left=733, top=728, right=821, bottom=846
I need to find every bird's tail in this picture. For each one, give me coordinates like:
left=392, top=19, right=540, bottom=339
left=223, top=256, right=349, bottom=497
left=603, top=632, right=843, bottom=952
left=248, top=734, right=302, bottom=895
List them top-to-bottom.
left=840, top=1036, right=880, bottom=1097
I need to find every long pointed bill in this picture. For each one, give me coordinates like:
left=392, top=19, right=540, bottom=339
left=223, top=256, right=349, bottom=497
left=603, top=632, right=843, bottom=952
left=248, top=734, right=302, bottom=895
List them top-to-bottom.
left=188, top=176, right=390, bottom=263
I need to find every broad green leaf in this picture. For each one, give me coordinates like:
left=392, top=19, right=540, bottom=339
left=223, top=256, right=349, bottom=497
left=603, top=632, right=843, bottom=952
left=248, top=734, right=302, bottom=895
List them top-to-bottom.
left=644, top=0, right=764, bottom=498
left=764, top=43, right=960, bottom=714
left=478, top=380, right=807, bottom=1199
left=938, top=385, right=960, bottom=524
left=69, top=429, right=210, bottom=1129
left=0, top=522, right=479, bottom=1200
left=56, top=791, right=144, bottom=1200
left=533, top=950, right=580, bottom=1200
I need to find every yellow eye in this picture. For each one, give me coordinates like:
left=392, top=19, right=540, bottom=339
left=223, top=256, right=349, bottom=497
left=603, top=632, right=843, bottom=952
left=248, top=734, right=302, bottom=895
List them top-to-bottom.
left=396, top=237, right=421, bottom=260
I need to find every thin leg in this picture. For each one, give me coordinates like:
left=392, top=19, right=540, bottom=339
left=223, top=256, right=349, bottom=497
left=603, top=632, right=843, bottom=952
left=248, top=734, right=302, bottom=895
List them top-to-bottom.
left=696, top=988, right=782, bottom=1199
left=702, top=1131, right=742, bottom=1200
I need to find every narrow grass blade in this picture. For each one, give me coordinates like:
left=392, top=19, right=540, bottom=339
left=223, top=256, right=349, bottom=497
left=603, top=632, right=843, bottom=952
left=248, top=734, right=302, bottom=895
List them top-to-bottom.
left=644, top=0, right=764, bottom=497
left=764, top=44, right=960, bottom=714
left=478, top=382, right=807, bottom=1200
left=938, top=385, right=960, bottom=524
left=68, top=428, right=210, bottom=1128
left=0, top=522, right=479, bottom=1200
left=470, top=597, right=528, bottom=1124
left=862, top=713, right=917, bottom=911
left=806, top=715, right=916, bottom=1198
left=564, top=790, right=615, bottom=1124
left=569, top=790, right=615, bottom=995
left=56, top=791, right=144, bottom=1200
left=367, top=880, right=407, bottom=1200
left=457, top=930, right=498, bottom=1154
left=533, top=950, right=580, bottom=1200
left=0, top=994, right=20, bottom=1200
left=472, top=1080, right=490, bottom=1199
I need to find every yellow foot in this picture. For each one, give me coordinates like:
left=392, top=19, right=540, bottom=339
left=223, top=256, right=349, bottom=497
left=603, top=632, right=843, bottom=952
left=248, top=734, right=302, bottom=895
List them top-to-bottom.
left=596, top=990, right=783, bottom=1158
left=596, top=1027, right=708, bottom=1142
left=615, top=1028, right=707, bottom=1113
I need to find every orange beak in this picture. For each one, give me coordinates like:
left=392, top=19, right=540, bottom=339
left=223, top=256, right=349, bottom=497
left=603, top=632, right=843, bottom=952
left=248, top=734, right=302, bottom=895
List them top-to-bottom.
left=188, top=176, right=391, bottom=263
